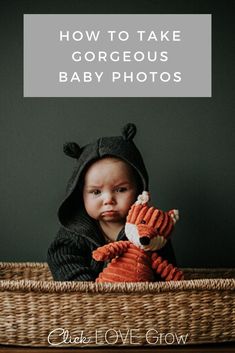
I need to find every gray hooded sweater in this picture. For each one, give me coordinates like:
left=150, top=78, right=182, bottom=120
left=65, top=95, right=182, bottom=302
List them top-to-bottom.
left=47, top=124, right=176, bottom=281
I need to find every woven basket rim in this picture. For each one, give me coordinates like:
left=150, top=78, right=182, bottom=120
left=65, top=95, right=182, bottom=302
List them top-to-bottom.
left=0, top=261, right=234, bottom=272
left=0, top=261, right=48, bottom=268
left=0, top=262, right=234, bottom=293
left=0, top=278, right=234, bottom=293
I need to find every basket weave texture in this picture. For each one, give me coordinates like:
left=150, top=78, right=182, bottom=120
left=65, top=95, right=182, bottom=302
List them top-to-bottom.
left=0, top=262, right=234, bottom=347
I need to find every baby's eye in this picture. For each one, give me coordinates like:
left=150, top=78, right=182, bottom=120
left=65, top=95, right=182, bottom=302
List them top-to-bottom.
left=115, top=187, right=127, bottom=192
left=91, top=190, right=101, bottom=195
left=141, top=220, right=146, bottom=224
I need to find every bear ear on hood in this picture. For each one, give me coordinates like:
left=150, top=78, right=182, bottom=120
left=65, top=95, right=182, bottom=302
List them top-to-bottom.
left=121, top=123, right=137, bottom=141
left=63, top=142, right=82, bottom=159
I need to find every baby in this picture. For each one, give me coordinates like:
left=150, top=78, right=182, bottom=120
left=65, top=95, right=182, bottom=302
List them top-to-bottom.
left=47, top=123, right=176, bottom=281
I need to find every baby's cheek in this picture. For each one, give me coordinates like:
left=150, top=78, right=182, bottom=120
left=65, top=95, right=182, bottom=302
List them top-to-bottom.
left=127, top=196, right=137, bottom=208
left=85, top=200, right=98, bottom=217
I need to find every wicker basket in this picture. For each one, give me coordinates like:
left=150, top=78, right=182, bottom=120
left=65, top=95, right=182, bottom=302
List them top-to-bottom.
left=0, top=262, right=234, bottom=347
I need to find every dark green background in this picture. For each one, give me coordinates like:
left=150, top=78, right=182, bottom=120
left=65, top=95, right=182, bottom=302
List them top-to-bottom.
left=0, top=0, right=234, bottom=267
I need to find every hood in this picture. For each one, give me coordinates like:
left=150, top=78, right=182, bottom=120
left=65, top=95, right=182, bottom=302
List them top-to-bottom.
left=58, top=123, right=149, bottom=231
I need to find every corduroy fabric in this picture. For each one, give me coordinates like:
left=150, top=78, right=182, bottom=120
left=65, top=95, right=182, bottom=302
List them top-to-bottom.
left=47, top=218, right=176, bottom=281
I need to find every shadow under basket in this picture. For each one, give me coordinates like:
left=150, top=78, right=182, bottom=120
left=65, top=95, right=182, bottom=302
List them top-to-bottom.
left=0, top=262, right=234, bottom=348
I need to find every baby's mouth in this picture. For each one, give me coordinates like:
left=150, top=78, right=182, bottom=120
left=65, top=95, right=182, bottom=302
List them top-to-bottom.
left=101, top=210, right=118, bottom=216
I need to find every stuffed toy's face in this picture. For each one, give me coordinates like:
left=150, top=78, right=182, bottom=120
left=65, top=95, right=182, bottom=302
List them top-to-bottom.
left=125, top=191, right=178, bottom=251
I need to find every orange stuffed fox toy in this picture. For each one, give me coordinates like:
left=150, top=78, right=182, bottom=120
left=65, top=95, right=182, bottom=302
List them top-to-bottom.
left=92, top=191, right=184, bottom=282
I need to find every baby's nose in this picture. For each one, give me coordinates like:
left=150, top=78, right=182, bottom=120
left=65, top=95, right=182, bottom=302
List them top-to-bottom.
left=103, top=192, right=115, bottom=204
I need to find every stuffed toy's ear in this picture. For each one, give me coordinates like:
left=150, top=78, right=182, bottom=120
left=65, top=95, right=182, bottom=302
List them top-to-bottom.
left=121, top=123, right=137, bottom=141
left=63, top=142, right=82, bottom=159
left=135, top=191, right=150, bottom=205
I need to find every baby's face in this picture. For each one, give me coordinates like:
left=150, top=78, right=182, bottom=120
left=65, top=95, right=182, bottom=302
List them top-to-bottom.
left=83, top=157, right=138, bottom=224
